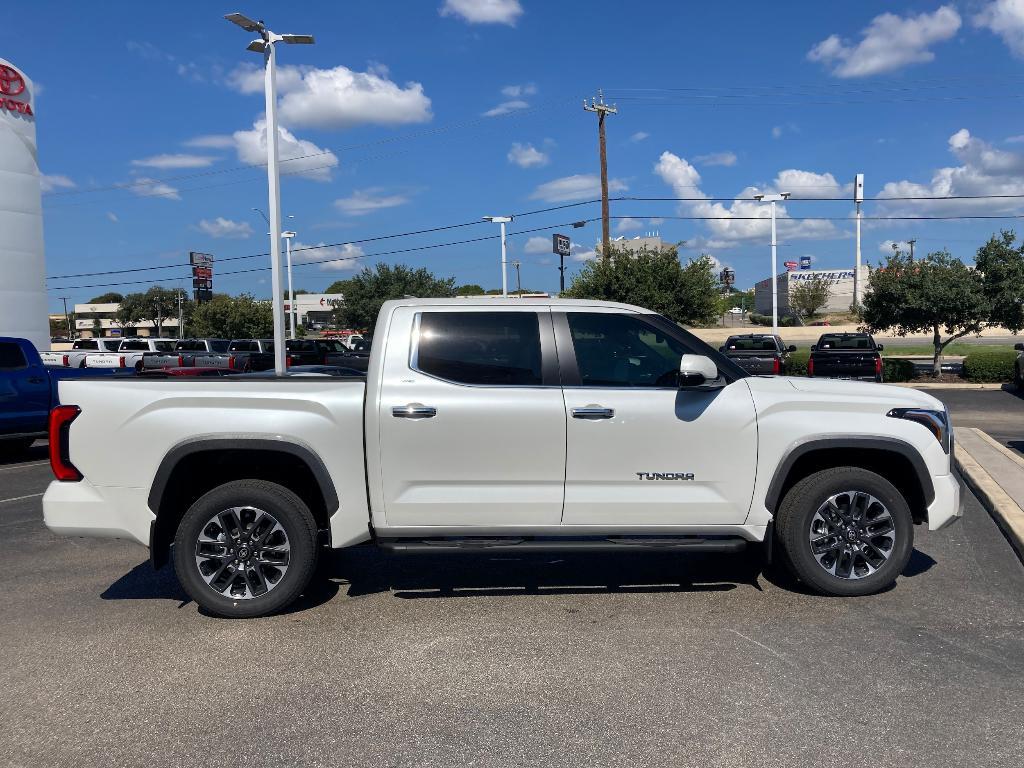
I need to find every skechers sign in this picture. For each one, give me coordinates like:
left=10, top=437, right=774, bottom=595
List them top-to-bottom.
left=0, top=65, right=33, bottom=117
left=789, top=270, right=854, bottom=281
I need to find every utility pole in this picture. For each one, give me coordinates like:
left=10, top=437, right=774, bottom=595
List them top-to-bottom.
left=584, top=89, right=617, bottom=259
left=854, top=173, right=864, bottom=308
left=484, top=216, right=513, bottom=296
left=908, top=238, right=916, bottom=261
left=559, top=256, right=565, bottom=294
left=511, top=260, right=522, bottom=295
left=176, top=289, right=184, bottom=339
left=58, top=296, right=72, bottom=339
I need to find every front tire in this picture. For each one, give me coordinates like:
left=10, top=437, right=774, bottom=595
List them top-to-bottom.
left=776, top=467, right=913, bottom=596
left=173, top=480, right=319, bottom=618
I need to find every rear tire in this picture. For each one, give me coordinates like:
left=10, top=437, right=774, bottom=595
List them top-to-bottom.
left=776, top=467, right=913, bottom=596
left=173, top=479, right=319, bottom=618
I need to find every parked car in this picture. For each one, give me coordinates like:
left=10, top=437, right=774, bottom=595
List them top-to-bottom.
left=43, top=298, right=960, bottom=617
left=727, top=307, right=744, bottom=315
left=809, top=333, right=884, bottom=382
left=718, top=334, right=796, bottom=375
left=0, top=337, right=124, bottom=456
left=40, top=337, right=123, bottom=368
left=83, top=337, right=178, bottom=369
left=140, top=338, right=230, bottom=369
left=311, top=338, right=370, bottom=371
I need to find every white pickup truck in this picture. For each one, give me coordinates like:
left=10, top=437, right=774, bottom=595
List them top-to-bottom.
left=43, top=298, right=961, bottom=618
left=39, top=337, right=123, bottom=368
left=83, top=337, right=178, bottom=369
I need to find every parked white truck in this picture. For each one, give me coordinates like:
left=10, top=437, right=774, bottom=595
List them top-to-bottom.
left=43, top=298, right=962, bottom=618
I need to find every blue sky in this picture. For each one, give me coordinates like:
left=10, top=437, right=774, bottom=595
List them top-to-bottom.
left=9, top=0, right=1024, bottom=310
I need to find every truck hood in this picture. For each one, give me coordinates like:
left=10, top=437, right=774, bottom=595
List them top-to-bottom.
left=746, top=375, right=944, bottom=411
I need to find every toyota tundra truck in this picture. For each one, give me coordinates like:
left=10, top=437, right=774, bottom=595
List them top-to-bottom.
left=42, top=298, right=962, bottom=618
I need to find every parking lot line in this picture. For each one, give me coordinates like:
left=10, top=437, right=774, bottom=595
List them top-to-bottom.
left=0, top=461, right=49, bottom=472
left=0, top=493, right=44, bottom=504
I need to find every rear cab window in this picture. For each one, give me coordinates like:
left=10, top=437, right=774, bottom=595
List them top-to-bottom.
left=818, top=334, right=876, bottom=350
left=724, top=336, right=778, bottom=351
left=0, top=342, right=28, bottom=369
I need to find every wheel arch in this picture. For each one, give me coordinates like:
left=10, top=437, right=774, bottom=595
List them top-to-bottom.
left=765, top=437, right=933, bottom=525
left=147, top=438, right=339, bottom=570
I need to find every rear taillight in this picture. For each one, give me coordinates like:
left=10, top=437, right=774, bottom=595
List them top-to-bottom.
left=62, top=354, right=69, bottom=367
left=177, top=355, right=184, bottom=367
left=286, top=355, right=294, bottom=367
left=119, top=356, right=126, bottom=368
left=228, top=356, right=236, bottom=370
left=875, top=356, right=883, bottom=376
left=807, top=357, right=814, bottom=376
left=772, top=358, right=781, bottom=375
left=48, top=405, right=82, bottom=482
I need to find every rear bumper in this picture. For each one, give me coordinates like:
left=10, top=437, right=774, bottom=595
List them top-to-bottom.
left=928, top=472, right=962, bottom=531
left=43, top=478, right=152, bottom=547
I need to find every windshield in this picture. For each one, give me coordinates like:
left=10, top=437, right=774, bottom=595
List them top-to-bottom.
left=817, top=335, right=876, bottom=350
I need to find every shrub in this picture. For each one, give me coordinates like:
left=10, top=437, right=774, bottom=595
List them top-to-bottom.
left=749, top=312, right=797, bottom=328
left=962, top=348, right=1017, bottom=382
left=785, top=349, right=810, bottom=376
left=882, top=358, right=916, bottom=382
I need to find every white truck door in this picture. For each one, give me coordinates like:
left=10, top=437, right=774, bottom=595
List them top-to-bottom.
left=376, top=306, right=566, bottom=527
left=556, top=310, right=757, bottom=526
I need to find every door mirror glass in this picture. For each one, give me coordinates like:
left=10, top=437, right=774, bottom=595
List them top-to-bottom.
left=875, top=343, right=884, bottom=351
left=810, top=344, right=817, bottom=352
left=787, top=345, right=797, bottom=353
left=679, top=354, right=719, bottom=388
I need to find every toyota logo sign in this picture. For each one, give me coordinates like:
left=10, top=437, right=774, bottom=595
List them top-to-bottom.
left=0, top=65, right=25, bottom=96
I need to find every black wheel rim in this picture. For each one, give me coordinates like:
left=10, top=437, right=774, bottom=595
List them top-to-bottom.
left=808, top=491, right=895, bottom=580
left=193, top=506, right=291, bottom=599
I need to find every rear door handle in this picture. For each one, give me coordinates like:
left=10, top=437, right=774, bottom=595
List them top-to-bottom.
left=392, top=404, right=437, bottom=419
left=571, top=406, right=615, bottom=420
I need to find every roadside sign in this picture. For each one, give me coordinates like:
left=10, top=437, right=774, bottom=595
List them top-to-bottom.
left=552, top=234, right=570, bottom=256
left=190, top=252, right=214, bottom=303
left=799, top=256, right=812, bottom=269
left=784, top=261, right=798, bottom=271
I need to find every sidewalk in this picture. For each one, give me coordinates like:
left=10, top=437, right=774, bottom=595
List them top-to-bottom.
left=954, top=427, right=1024, bottom=559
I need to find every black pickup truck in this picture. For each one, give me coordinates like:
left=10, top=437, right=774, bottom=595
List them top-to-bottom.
left=808, top=332, right=884, bottom=382
left=718, top=334, right=796, bottom=375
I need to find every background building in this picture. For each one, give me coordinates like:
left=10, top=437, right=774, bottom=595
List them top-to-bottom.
left=754, top=266, right=869, bottom=316
left=283, top=293, right=344, bottom=327
left=74, top=302, right=180, bottom=338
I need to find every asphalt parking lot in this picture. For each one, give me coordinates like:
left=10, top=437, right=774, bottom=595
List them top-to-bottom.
left=934, top=386, right=1024, bottom=453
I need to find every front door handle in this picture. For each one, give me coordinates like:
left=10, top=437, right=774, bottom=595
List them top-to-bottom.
left=392, top=403, right=437, bottom=419
left=571, top=405, right=615, bottom=420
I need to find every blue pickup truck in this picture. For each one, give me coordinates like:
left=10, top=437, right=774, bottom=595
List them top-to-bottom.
left=0, top=337, right=121, bottom=456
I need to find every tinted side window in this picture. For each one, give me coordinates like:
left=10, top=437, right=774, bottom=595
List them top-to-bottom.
left=415, top=312, right=542, bottom=386
left=567, top=312, right=693, bottom=388
left=74, top=340, right=98, bottom=350
left=121, top=340, right=148, bottom=350
left=153, top=341, right=175, bottom=352
left=0, top=342, right=28, bottom=369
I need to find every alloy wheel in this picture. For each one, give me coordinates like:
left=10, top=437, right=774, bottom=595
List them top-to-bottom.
left=808, top=491, right=896, bottom=580
left=193, top=506, right=290, bottom=599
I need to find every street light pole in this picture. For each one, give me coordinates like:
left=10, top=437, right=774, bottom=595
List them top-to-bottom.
left=226, top=12, right=314, bottom=375
left=754, top=192, right=790, bottom=336
left=483, top=216, right=513, bottom=296
left=282, top=230, right=297, bottom=338
left=511, top=260, right=522, bottom=295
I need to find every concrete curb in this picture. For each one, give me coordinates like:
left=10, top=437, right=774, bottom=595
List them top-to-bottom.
left=953, top=430, right=1024, bottom=561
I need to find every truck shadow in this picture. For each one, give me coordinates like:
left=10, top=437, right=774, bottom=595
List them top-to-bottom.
left=0, top=440, right=48, bottom=467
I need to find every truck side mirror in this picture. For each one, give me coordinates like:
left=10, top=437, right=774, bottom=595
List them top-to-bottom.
left=1015, top=343, right=1024, bottom=352
left=810, top=344, right=817, bottom=352
left=876, top=344, right=884, bottom=351
left=718, top=345, right=725, bottom=352
left=787, top=345, right=797, bottom=353
left=679, top=354, right=721, bottom=389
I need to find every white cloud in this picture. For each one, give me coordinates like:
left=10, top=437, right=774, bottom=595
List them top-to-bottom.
left=440, top=0, right=523, bottom=25
left=974, top=1, right=1024, bottom=57
left=808, top=6, right=961, bottom=77
left=227, top=63, right=432, bottom=130
left=502, top=83, right=536, bottom=98
left=483, top=99, right=529, bottom=117
left=233, top=119, right=339, bottom=182
left=772, top=126, right=783, bottom=139
left=878, top=128, right=1024, bottom=214
left=629, top=131, right=650, bottom=143
left=183, top=134, right=235, bottom=149
left=1007, top=134, right=1024, bottom=144
left=507, top=142, right=549, bottom=167
left=653, top=151, right=842, bottom=247
left=694, top=151, right=737, bottom=167
left=132, top=153, right=216, bottom=169
left=774, top=169, right=853, bottom=198
left=40, top=174, right=75, bottom=194
left=530, top=174, right=628, bottom=203
left=131, top=177, right=180, bottom=200
left=334, top=188, right=411, bottom=216
left=106, top=211, right=119, bottom=223
left=197, top=217, right=253, bottom=239
left=615, top=217, right=643, bottom=233
left=523, top=236, right=552, bottom=253
left=291, top=241, right=365, bottom=271
left=571, top=242, right=598, bottom=262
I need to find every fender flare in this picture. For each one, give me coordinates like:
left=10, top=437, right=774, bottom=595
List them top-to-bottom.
left=764, top=435, right=934, bottom=512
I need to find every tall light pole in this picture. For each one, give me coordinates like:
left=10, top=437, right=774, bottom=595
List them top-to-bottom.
left=226, top=12, right=314, bottom=375
left=853, top=173, right=864, bottom=308
left=754, top=192, right=790, bottom=336
left=483, top=216, right=513, bottom=296
left=282, top=230, right=297, bottom=338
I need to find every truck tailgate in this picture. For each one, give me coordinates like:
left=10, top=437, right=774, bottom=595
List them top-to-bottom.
left=40, top=351, right=70, bottom=367
left=84, top=353, right=126, bottom=368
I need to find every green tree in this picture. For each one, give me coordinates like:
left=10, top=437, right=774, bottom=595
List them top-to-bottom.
left=975, top=230, right=1024, bottom=332
left=563, top=246, right=720, bottom=326
left=861, top=250, right=988, bottom=376
left=337, top=263, right=456, bottom=329
left=789, top=274, right=835, bottom=319
left=325, top=278, right=354, bottom=295
left=455, top=284, right=486, bottom=296
left=118, top=286, right=181, bottom=337
left=87, top=292, right=124, bottom=304
left=190, top=293, right=275, bottom=339
left=49, top=315, right=74, bottom=337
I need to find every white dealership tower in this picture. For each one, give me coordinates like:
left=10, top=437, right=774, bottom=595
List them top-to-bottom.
left=0, top=58, right=48, bottom=352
